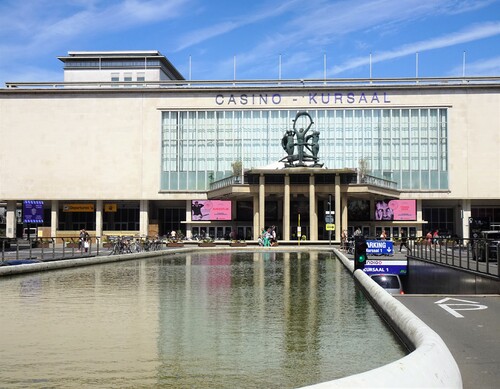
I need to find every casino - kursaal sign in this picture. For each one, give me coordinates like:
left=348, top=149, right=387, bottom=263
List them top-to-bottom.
left=214, top=91, right=392, bottom=106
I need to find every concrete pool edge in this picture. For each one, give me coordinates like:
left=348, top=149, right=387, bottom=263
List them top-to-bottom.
left=301, top=249, right=462, bottom=388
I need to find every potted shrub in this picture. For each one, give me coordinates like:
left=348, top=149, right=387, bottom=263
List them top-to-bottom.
left=167, top=235, right=184, bottom=248
left=102, top=236, right=113, bottom=248
left=198, top=236, right=216, bottom=247
left=36, top=239, right=50, bottom=248
left=230, top=239, right=247, bottom=247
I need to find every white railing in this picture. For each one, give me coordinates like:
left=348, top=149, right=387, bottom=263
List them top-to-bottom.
left=4, top=76, right=500, bottom=89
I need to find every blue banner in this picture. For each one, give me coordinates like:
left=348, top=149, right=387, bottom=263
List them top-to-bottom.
left=23, top=200, right=44, bottom=224
left=366, top=240, right=394, bottom=256
left=362, top=259, right=408, bottom=275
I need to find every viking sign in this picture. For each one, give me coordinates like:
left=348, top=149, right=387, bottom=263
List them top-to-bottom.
left=280, top=112, right=322, bottom=167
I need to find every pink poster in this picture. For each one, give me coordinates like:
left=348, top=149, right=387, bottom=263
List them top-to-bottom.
left=375, top=199, right=416, bottom=221
left=191, top=200, right=232, bottom=221
left=388, top=200, right=416, bottom=221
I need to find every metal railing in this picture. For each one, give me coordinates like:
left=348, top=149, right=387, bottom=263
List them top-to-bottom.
left=4, top=76, right=500, bottom=89
left=353, top=173, right=399, bottom=190
left=209, top=175, right=244, bottom=190
left=0, top=235, right=177, bottom=264
left=1, top=237, right=100, bottom=263
left=407, top=237, right=499, bottom=278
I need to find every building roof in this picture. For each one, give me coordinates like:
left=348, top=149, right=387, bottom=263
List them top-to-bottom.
left=57, top=50, right=185, bottom=80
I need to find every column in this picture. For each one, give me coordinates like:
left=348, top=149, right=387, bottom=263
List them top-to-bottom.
left=309, top=173, right=317, bottom=240
left=259, top=174, right=265, bottom=233
left=284, top=174, right=290, bottom=241
left=335, top=174, right=341, bottom=241
left=253, top=194, right=260, bottom=240
left=341, top=194, right=348, bottom=236
left=461, top=199, right=471, bottom=239
left=6, top=200, right=16, bottom=238
left=51, top=200, right=59, bottom=237
left=95, top=200, right=103, bottom=238
left=139, top=200, right=149, bottom=236
left=416, top=200, right=423, bottom=236
left=186, top=201, right=192, bottom=239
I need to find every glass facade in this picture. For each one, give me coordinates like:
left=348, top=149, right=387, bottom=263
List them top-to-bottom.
left=161, top=108, right=448, bottom=191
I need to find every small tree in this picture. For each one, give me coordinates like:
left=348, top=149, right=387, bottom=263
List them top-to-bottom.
left=358, top=158, right=370, bottom=182
left=232, top=160, right=242, bottom=177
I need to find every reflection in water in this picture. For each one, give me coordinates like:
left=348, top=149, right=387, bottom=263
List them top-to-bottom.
left=0, top=251, right=405, bottom=388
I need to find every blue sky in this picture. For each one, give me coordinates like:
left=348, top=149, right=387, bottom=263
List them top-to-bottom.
left=0, top=0, right=499, bottom=85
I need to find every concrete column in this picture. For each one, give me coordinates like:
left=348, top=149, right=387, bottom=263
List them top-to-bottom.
left=259, top=174, right=265, bottom=233
left=284, top=174, right=290, bottom=240
left=309, top=174, right=317, bottom=240
left=335, top=174, right=341, bottom=241
left=253, top=194, right=260, bottom=240
left=341, top=195, right=348, bottom=235
left=370, top=198, right=375, bottom=236
left=460, top=199, right=471, bottom=239
left=6, top=200, right=16, bottom=238
left=51, top=200, right=59, bottom=237
left=95, top=200, right=102, bottom=238
left=139, top=200, right=149, bottom=236
left=416, top=200, right=423, bottom=236
left=185, top=202, right=192, bottom=239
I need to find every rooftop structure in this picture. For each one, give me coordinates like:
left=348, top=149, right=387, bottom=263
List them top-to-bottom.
left=57, top=50, right=185, bottom=83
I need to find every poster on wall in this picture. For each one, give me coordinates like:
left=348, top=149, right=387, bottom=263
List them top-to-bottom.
left=375, top=199, right=416, bottom=221
left=23, top=200, right=44, bottom=224
left=191, top=200, right=232, bottom=221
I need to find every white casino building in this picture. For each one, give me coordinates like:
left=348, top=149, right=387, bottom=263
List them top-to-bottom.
left=0, top=51, right=499, bottom=242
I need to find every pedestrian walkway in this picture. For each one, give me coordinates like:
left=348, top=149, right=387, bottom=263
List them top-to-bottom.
left=396, top=295, right=500, bottom=389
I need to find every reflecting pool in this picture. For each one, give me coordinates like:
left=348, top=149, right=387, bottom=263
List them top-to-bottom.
left=0, top=251, right=406, bottom=388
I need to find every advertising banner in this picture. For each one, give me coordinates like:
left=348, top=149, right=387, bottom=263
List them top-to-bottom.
left=375, top=199, right=416, bottom=221
left=23, top=200, right=44, bottom=224
left=191, top=200, right=232, bottom=221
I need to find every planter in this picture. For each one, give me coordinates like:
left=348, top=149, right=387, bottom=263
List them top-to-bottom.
left=37, top=242, right=50, bottom=248
left=167, top=242, right=184, bottom=248
left=198, top=242, right=216, bottom=247
left=230, top=242, right=247, bottom=247
left=66, top=243, right=80, bottom=248
left=102, top=243, right=113, bottom=248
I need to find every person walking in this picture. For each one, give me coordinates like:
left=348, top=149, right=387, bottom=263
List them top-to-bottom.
left=400, top=230, right=411, bottom=253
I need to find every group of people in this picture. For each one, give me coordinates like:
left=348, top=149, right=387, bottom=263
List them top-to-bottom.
left=258, top=226, right=278, bottom=247
left=341, top=227, right=411, bottom=253
left=426, top=229, right=440, bottom=245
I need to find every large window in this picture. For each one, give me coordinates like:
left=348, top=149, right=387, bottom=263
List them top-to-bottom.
left=161, top=108, right=448, bottom=191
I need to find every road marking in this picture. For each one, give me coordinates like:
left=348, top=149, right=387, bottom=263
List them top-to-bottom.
left=434, top=297, right=488, bottom=318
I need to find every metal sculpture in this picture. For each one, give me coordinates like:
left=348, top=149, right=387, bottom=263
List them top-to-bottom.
left=280, top=111, right=322, bottom=167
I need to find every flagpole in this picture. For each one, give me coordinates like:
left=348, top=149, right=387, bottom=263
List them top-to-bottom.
left=462, top=51, right=466, bottom=77
left=369, top=52, right=372, bottom=80
left=416, top=52, right=419, bottom=79
left=324, top=53, right=327, bottom=84
left=279, top=54, right=282, bottom=80
left=189, top=55, right=192, bottom=81
left=233, top=55, right=236, bottom=81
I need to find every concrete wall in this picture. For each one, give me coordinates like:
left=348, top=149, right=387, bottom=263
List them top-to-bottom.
left=1, top=85, right=499, bottom=202
left=405, top=258, right=500, bottom=294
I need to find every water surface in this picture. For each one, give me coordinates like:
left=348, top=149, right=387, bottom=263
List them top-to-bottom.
left=0, top=251, right=406, bottom=388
